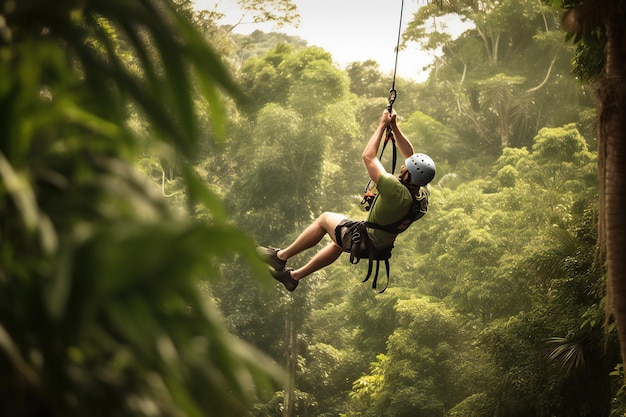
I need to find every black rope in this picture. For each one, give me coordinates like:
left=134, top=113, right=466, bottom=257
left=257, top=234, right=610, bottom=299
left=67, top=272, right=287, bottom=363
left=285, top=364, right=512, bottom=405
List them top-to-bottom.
left=387, top=0, right=404, bottom=114
left=391, top=0, right=404, bottom=93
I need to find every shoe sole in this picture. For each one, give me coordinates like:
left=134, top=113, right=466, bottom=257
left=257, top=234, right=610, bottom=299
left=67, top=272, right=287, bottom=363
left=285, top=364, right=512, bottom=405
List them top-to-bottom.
left=257, top=246, right=286, bottom=271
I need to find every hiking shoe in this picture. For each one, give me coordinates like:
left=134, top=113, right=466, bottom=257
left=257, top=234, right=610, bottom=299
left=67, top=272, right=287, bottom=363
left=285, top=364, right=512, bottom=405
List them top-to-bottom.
left=256, top=246, right=286, bottom=271
left=270, top=268, right=298, bottom=292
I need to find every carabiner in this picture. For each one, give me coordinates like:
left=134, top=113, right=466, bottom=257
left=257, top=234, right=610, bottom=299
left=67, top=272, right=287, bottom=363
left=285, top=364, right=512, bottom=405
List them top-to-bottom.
left=387, top=88, right=397, bottom=113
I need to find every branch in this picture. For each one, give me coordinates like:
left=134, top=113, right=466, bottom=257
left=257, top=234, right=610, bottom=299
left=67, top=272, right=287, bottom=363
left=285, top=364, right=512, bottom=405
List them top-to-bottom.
left=224, top=14, right=246, bottom=33
left=475, top=25, right=494, bottom=65
left=525, top=55, right=558, bottom=94
left=456, top=62, right=467, bottom=113
left=160, top=165, right=182, bottom=198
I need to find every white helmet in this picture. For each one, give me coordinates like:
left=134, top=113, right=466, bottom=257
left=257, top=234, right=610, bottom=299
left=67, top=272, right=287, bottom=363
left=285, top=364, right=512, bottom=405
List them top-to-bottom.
left=405, top=153, right=436, bottom=186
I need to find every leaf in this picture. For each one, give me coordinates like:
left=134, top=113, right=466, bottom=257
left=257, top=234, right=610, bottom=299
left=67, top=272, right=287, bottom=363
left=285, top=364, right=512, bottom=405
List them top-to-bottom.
left=180, top=163, right=227, bottom=222
left=0, top=323, right=39, bottom=388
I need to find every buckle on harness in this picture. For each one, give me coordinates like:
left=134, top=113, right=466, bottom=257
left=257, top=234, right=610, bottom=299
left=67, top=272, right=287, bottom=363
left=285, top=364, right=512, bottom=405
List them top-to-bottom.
left=361, top=192, right=376, bottom=211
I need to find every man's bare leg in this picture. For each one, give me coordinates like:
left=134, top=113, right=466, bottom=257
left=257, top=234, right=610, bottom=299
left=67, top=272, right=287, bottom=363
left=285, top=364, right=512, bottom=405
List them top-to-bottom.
left=267, top=212, right=346, bottom=290
left=277, top=212, right=346, bottom=261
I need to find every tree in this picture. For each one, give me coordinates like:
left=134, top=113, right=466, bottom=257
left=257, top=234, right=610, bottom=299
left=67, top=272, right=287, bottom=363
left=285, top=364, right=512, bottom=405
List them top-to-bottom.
left=222, top=0, right=299, bottom=29
left=406, top=0, right=589, bottom=152
left=550, top=0, right=626, bottom=365
left=220, top=42, right=362, bottom=417
left=345, top=60, right=389, bottom=98
left=479, top=212, right=615, bottom=416
left=347, top=292, right=485, bottom=417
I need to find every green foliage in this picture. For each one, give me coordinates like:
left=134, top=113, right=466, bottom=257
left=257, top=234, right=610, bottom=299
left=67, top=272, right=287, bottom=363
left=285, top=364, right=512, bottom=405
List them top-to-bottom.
left=237, top=0, right=299, bottom=26
left=405, top=0, right=594, bottom=153
left=0, top=1, right=284, bottom=416
left=8, top=1, right=613, bottom=416
left=155, top=3, right=615, bottom=416
left=232, top=30, right=308, bottom=64
left=569, top=30, right=607, bottom=83
left=207, top=37, right=363, bottom=417
left=226, top=43, right=360, bottom=242
left=239, top=44, right=337, bottom=115
left=288, top=59, right=349, bottom=114
left=345, top=60, right=389, bottom=98
left=400, top=110, right=462, bottom=165
left=336, top=120, right=605, bottom=415
left=532, top=123, right=591, bottom=164
left=348, top=295, right=480, bottom=417
left=448, top=393, right=495, bottom=417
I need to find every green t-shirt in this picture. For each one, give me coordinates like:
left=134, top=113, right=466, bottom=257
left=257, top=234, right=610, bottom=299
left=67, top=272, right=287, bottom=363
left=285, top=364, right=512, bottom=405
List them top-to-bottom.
left=366, top=173, right=413, bottom=249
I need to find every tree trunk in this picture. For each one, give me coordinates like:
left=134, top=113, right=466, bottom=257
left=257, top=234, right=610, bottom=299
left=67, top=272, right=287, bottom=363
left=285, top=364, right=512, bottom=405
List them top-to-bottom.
left=602, top=14, right=626, bottom=363
left=500, top=104, right=510, bottom=148
left=282, top=312, right=296, bottom=417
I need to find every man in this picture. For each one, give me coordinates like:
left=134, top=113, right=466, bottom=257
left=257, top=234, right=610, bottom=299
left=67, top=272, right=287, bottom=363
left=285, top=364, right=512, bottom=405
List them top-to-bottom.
left=257, top=108, right=435, bottom=291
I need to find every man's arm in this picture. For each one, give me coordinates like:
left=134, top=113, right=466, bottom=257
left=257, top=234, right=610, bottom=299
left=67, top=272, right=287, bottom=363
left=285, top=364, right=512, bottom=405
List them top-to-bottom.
left=362, top=110, right=392, bottom=185
left=390, top=115, right=415, bottom=160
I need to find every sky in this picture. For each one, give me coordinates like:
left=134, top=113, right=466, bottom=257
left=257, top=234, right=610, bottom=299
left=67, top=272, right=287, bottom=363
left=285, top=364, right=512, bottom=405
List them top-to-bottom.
left=192, top=0, right=458, bottom=82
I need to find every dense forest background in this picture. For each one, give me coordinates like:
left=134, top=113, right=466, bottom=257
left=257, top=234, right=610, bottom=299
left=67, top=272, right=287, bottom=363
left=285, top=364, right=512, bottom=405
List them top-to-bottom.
left=2, top=0, right=624, bottom=416
left=190, top=1, right=617, bottom=416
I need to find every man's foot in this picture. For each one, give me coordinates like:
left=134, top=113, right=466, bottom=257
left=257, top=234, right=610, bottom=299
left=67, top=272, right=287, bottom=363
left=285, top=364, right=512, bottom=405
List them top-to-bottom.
left=256, top=246, right=287, bottom=271
left=270, top=268, right=298, bottom=292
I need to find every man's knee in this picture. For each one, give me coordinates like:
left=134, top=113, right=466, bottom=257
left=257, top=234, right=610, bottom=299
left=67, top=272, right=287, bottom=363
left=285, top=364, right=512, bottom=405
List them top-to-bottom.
left=319, top=211, right=337, bottom=221
left=320, top=211, right=342, bottom=223
left=319, top=212, right=346, bottom=234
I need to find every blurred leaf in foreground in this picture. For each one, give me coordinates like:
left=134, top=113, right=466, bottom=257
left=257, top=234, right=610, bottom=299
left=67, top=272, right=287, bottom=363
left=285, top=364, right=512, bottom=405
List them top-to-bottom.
left=0, top=0, right=282, bottom=416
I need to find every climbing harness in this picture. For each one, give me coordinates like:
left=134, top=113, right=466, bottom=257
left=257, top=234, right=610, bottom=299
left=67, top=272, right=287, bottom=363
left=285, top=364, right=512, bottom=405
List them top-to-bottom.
left=350, top=184, right=429, bottom=293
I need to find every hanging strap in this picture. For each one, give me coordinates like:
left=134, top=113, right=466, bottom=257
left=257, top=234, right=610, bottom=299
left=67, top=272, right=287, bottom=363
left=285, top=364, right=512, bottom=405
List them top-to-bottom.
left=360, top=127, right=397, bottom=210
left=382, top=127, right=397, bottom=177
left=363, top=254, right=391, bottom=294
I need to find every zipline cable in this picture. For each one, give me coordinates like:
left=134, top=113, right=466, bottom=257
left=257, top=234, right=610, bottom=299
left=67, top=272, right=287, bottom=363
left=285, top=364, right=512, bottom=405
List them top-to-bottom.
left=387, top=0, right=404, bottom=114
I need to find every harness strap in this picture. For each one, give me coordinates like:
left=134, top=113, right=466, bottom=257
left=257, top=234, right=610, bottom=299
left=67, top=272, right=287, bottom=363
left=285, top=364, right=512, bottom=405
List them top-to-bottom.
left=390, top=129, right=397, bottom=175
left=365, top=185, right=426, bottom=234
left=346, top=222, right=391, bottom=293
left=362, top=240, right=375, bottom=282
left=363, top=257, right=390, bottom=294
left=381, top=259, right=391, bottom=292
left=373, top=260, right=381, bottom=289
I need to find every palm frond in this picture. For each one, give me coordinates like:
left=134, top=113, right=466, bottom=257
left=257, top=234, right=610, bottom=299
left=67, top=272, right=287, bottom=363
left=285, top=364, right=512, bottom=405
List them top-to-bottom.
left=546, top=336, right=588, bottom=375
